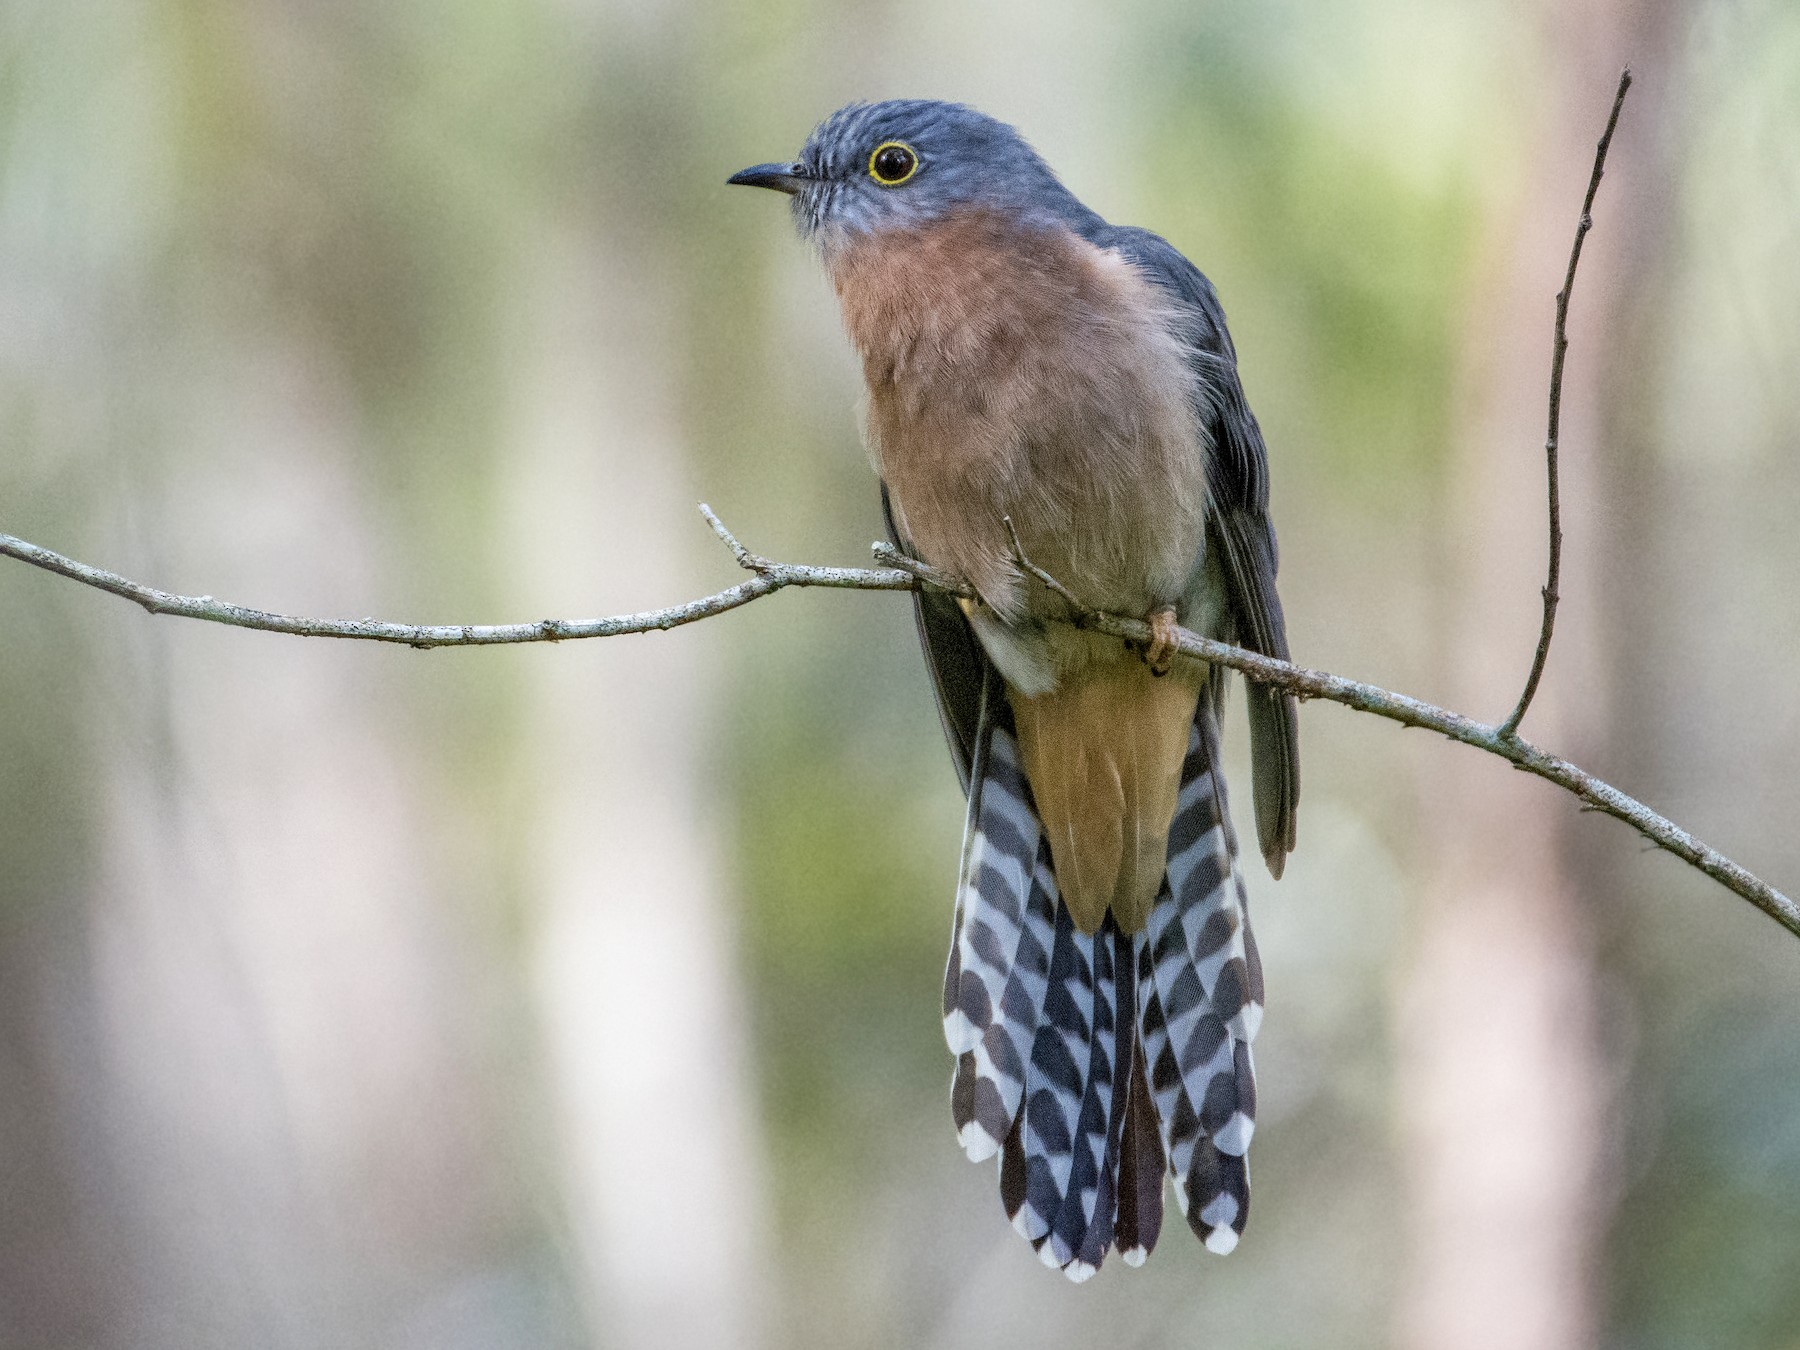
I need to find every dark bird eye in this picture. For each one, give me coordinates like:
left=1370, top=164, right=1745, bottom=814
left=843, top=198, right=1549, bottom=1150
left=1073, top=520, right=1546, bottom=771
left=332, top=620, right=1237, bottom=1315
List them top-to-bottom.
left=869, top=141, right=919, bottom=186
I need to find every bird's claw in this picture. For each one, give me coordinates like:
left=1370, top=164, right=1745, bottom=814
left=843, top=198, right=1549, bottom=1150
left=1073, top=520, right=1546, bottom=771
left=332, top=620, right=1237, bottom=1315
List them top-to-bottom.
left=1144, top=606, right=1180, bottom=676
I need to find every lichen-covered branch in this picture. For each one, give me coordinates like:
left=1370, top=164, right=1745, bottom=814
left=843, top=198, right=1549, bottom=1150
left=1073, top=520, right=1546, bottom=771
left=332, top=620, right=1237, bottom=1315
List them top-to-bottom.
left=1, top=511, right=1793, bottom=939
left=0, top=522, right=919, bottom=649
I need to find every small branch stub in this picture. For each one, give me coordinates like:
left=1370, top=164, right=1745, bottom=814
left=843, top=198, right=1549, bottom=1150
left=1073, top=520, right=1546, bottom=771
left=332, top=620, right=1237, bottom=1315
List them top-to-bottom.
left=701, top=502, right=774, bottom=574
left=1002, top=514, right=1091, bottom=619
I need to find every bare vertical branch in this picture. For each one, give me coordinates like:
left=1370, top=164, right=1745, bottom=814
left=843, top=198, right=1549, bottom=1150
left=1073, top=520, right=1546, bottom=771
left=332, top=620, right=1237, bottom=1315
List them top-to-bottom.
left=1499, top=68, right=1634, bottom=739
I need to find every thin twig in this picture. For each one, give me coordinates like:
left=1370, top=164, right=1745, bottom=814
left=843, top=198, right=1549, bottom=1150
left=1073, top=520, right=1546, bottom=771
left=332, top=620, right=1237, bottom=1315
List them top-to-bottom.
left=1500, top=67, right=1633, bottom=739
left=700, top=502, right=774, bottom=573
left=1, top=513, right=1792, bottom=939
left=1002, top=514, right=1090, bottom=617
left=0, top=518, right=917, bottom=650
left=868, top=543, right=974, bottom=598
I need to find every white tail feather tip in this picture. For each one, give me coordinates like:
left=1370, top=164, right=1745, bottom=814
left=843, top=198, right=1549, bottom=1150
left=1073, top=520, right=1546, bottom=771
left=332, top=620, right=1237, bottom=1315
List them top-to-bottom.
left=943, top=1009, right=978, bottom=1054
left=1214, top=1110, right=1255, bottom=1157
left=958, top=1122, right=1001, bottom=1163
left=1199, top=1192, right=1239, bottom=1229
left=1204, top=1227, right=1239, bottom=1255
left=1120, top=1245, right=1147, bottom=1268
left=1064, top=1260, right=1098, bottom=1283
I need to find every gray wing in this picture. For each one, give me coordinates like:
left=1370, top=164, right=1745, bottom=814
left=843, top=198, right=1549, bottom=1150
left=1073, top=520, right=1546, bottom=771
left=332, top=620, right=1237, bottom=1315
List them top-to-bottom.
left=1092, top=225, right=1301, bottom=878
left=882, top=484, right=992, bottom=794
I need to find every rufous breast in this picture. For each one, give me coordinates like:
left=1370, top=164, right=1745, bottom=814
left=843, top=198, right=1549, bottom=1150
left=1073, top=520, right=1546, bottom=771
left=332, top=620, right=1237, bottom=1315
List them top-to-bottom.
left=825, top=207, right=1209, bottom=627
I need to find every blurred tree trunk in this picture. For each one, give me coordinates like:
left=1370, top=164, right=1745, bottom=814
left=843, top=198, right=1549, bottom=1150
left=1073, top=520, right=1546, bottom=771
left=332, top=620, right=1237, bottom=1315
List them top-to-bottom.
left=0, top=7, right=569, bottom=1343
left=1396, top=7, right=1682, bottom=1349
left=507, top=226, right=770, bottom=1350
left=78, top=435, right=518, bottom=1350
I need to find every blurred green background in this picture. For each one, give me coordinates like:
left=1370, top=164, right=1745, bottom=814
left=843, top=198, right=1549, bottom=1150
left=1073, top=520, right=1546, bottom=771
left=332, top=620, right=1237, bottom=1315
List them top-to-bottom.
left=3, top=0, right=1798, bottom=1347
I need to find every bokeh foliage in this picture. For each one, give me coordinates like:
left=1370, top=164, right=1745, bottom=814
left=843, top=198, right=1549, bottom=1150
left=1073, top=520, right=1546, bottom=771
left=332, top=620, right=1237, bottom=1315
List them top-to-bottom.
left=2, top=0, right=1798, bottom=1346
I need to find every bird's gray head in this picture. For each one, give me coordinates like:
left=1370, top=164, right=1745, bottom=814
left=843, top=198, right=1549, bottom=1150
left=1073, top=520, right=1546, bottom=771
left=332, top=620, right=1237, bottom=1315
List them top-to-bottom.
left=728, top=100, right=1097, bottom=249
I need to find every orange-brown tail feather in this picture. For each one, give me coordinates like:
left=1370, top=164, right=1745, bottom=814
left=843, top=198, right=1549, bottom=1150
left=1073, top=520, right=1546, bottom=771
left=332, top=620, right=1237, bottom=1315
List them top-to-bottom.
left=1007, top=658, right=1202, bottom=933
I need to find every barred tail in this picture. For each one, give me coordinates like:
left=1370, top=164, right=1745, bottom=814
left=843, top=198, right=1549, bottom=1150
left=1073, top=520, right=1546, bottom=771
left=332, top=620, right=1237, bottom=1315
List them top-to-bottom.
left=944, top=675, right=1059, bottom=1165
left=943, top=686, right=1261, bottom=1277
left=1137, top=710, right=1264, bottom=1253
left=1008, top=908, right=1128, bottom=1280
left=1112, top=1032, right=1167, bottom=1266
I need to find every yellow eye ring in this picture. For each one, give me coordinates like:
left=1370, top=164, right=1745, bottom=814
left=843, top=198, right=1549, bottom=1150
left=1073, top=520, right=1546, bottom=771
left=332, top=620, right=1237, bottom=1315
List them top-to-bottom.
left=868, top=140, right=920, bottom=186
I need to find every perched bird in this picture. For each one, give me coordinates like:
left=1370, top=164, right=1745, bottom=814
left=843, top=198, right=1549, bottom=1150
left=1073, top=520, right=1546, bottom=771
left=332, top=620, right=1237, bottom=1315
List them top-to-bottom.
left=730, top=100, right=1299, bottom=1280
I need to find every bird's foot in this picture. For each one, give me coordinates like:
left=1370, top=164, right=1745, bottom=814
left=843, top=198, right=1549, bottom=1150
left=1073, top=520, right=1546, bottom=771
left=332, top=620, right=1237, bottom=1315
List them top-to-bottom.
left=1143, top=606, right=1180, bottom=676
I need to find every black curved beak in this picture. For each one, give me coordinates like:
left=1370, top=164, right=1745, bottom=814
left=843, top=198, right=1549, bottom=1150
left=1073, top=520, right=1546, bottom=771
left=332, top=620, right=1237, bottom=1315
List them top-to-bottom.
left=727, top=161, right=808, bottom=195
